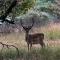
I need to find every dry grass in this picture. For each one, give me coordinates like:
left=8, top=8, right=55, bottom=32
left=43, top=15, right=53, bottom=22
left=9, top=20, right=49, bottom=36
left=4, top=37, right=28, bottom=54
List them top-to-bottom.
left=0, top=23, right=60, bottom=60
left=0, top=23, right=60, bottom=49
left=0, top=23, right=60, bottom=47
left=0, top=33, right=27, bottom=49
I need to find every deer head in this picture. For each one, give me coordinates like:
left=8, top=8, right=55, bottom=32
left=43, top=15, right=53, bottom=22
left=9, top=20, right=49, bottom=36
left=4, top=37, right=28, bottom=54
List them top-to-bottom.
left=20, top=17, right=34, bottom=33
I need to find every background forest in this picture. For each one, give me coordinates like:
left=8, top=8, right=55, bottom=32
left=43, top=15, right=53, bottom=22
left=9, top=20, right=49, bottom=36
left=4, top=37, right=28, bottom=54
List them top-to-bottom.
left=0, top=0, right=60, bottom=33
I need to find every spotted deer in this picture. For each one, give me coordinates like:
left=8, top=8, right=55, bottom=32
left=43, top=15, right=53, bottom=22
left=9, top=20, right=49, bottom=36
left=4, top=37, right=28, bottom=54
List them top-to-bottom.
left=20, top=18, right=45, bottom=51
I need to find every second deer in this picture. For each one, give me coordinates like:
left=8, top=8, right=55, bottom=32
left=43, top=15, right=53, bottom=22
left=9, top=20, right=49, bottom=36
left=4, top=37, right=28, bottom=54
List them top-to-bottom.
left=20, top=18, right=45, bottom=51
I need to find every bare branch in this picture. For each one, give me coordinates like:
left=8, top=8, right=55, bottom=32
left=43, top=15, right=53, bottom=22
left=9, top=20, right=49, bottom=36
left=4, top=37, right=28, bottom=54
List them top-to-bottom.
left=0, top=42, right=19, bottom=56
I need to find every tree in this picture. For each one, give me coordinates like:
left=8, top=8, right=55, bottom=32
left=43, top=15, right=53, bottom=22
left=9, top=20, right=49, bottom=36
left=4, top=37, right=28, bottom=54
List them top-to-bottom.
left=0, top=0, right=35, bottom=24
left=0, top=0, right=35, bottom=16
left=34, top=0, right=60, bottom=19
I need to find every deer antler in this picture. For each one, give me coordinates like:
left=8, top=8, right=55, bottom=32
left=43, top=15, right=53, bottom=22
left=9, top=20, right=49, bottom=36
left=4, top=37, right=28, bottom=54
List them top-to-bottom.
left=20, top=17, right=34, bottom=31
left=28, top=17, right=34, bottom=29
left=20, top=19, right=26, bottom=29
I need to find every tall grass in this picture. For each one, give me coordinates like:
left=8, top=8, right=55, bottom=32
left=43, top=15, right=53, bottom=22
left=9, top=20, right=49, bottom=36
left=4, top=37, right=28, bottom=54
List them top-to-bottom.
left=0, top=23, right=60, bottom=60
left=39, top=23, right=60, bottom=40
left=45, top=30, right=60, bottom=40
left=0, top=47, right=60, bottom=60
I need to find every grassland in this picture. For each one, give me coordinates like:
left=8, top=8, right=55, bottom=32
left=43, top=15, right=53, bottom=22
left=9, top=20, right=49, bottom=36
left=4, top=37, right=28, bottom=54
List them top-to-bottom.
left=0, top=23, right=60, bottom=60
left=0, top=47, right=60, bottom=60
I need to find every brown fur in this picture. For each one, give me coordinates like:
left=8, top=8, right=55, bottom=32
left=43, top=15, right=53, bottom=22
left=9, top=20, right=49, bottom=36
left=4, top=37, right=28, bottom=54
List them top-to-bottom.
left=25, top=33, right=45, bottom=51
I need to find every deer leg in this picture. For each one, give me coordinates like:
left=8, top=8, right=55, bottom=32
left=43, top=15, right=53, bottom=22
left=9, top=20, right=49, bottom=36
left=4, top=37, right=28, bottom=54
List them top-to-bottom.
left=40, top=41, right=45, bottom=48
left=43, top=42, right=45, bottom=47
left=27, top=43, right=29, bottom=51
left=30, top=43, right=32, bottom=51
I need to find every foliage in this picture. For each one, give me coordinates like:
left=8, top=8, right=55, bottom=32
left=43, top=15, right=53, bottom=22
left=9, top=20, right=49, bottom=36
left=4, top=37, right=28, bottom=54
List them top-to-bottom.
left=0, top=0, right=35, bottom=16
left=13, top=0, right=35, bottom=16
left=34, top=0, right=60, bottom=19
left=17, top=11, right=49, bottom=26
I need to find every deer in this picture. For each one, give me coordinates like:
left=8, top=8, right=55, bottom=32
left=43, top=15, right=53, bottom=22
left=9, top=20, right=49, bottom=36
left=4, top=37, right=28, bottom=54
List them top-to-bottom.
left=20, top=18, right=45, bottom=51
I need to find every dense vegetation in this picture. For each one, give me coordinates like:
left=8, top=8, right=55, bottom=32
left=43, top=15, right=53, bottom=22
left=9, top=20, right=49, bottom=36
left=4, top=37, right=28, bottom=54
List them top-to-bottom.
left=0, top=0, right=35, bottom=16
left=0, top=0, right=60, bottom=24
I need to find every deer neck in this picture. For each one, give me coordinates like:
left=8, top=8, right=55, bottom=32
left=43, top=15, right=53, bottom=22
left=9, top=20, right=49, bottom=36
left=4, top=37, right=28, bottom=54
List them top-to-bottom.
left=25, top=31, right=29, bottom=41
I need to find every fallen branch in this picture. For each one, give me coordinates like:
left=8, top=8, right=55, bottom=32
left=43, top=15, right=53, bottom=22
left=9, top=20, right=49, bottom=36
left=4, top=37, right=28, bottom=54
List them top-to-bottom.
left=0, top=42, right=19, bottom=56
